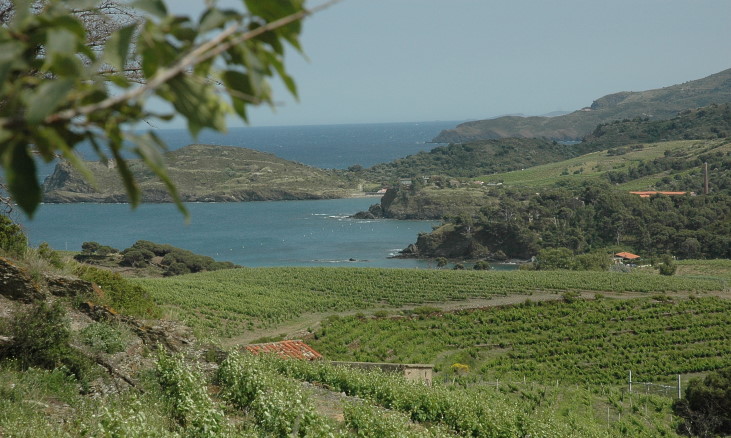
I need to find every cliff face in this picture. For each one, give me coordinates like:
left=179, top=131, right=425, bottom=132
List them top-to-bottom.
left=434, top=68, right=731, bottom=142
left=42, top=144, right=360, bottom=203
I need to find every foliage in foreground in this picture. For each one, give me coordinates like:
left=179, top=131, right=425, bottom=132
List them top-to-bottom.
left=673, top=366, right=731, bottom=437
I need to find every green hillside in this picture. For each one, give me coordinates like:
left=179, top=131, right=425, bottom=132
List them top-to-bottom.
left=434, top=68, right=731, bottom=142
left=362, top=138, right=580, bottom=181
left=477, top=138, right=729, bottom=190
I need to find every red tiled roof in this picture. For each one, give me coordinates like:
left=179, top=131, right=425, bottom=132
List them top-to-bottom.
left=615, top=252, right=640, bottom=260
left=245, top=340, right=323, bottom=360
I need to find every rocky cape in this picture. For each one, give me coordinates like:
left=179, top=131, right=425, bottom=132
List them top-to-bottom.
left=434, top=67, right=731, bottom=142
left=42, top=144, right=363, bottom=203
left=352, top=186, right=492, bottom=221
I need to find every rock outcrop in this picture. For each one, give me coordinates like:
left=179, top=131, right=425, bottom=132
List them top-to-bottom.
left=0, top=257, right=44, bottom=302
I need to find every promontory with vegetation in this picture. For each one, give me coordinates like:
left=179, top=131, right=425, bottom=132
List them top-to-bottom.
left=433, top=67, right=731, bottom=142
left=42, top=144, right=365, bottom=203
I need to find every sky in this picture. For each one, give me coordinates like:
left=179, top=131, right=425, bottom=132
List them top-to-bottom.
left=175, top=0, right=731, bottom=128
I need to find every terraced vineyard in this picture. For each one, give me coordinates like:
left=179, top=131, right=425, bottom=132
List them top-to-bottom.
left=134, top=267, right=727, bottom=337
left=310, top=296, right=731, bottom=384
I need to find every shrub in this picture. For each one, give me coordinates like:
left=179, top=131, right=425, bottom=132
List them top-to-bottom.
left=0, top=214, right=27, bottom=257
left=81, top=241, right=101, bottom=254
left=37, top=242, right=64, bottom=269
left=120, top=249, right=154, bottom=268
left=657, top=254, right=677, bottom=276
left=473, top=260, right=491, bottom=270
left=74, top=265, right=161, bottom=318
left=0, top=302, right=91, bottom=381
left=80, top=322, right=128, bottom=354
left=673, top=367, right=731, bottom=437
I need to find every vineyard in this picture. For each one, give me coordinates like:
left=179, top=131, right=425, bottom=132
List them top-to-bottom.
left=133, top=266, right=728, bottom=338
left=310, top=296, right=731, bottom=385
left=125, top=351, right=679, bottom=437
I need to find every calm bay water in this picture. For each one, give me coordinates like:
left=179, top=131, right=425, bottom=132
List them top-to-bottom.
left=21, top=122, right=461, bottom=267
left=21, top=199, right=438, bottom=268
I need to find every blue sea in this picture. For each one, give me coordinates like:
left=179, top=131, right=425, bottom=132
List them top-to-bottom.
left=20, top=122, right=460, bottom=268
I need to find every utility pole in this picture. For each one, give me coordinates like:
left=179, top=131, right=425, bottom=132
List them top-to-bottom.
left=704, top=162, right=709, bottom=195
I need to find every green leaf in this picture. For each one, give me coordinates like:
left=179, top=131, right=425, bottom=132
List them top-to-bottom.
left=132, top=0, right=167, bottom=19
left=244, top=0, right=303, bottom=22
left=199, top=8, right=238, bottom=34
left=104, top=24, right=137, bottom=71
left=45, top=28, right=77, bottom=56
left=0, top=42, right=24, bottom=86
left=48, top=53, right=84, bottom=77
left=221, top=70, right=253, bottom=95
left=162, top=76, right=228, bottom=136
left=26, top=79, right=74, bottom=124
left=37, top=127, right=97, bottom=189
left=129, top=132, right=188, bottom=220
left=108, top=141, right=140, bottom=207
left=3, top=144, right=41, bottom=217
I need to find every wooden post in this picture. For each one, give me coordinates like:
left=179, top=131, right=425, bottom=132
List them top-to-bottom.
left=629, top=370, right=632, bottom=393
left=678, top=375, right=682, bottom=399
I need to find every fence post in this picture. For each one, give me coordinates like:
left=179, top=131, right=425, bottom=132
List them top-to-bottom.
left=629, top=370, right=632, bottom=393
left=677, top=375, right=682, bottom=399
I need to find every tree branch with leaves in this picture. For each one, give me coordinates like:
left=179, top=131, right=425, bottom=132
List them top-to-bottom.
left=0, top=0, right=339, bottom=217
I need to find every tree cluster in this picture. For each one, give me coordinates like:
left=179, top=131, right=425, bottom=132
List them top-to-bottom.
left=417, top=182, right=731, bottom=261
left=120, top=239, right=237, bottom=276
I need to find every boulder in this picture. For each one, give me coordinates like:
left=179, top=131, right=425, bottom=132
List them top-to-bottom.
left=0, top=257, right=43, bottom=302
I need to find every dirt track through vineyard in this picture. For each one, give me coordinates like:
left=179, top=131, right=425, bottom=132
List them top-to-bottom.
left=221, top=289, right=730, bottom=347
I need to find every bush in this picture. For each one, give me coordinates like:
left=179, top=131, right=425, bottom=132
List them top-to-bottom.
left=0, top=214, right=27, bottom=257
left=37, top=242, right=63, bottom=269
left=535, top=247, right=575, bottom=270
left=120, top=249, right=154, bottom=268
left=657, top=254, right=677, bottom=276
left=473, top=260, right=491, bottom=270
left=74, top=265, right=161, bottom=318
left=0, top=302, right=91, bottom=381
left=80, top=322, right=128, bottom=354
left=673, top=367, right=731, bottom=437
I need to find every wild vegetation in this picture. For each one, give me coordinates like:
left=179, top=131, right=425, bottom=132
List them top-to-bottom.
left=76, top=239, right=238, bottom=277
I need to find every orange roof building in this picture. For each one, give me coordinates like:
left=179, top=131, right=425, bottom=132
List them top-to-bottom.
left=615, top=252, right=640, bottom=260
left=244, top=340, right=323, bottom=361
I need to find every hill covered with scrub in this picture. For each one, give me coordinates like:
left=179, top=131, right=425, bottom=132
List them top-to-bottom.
left=433, top=68, right=731, bottom=142
left=42, top=144, right=363, bottom=203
